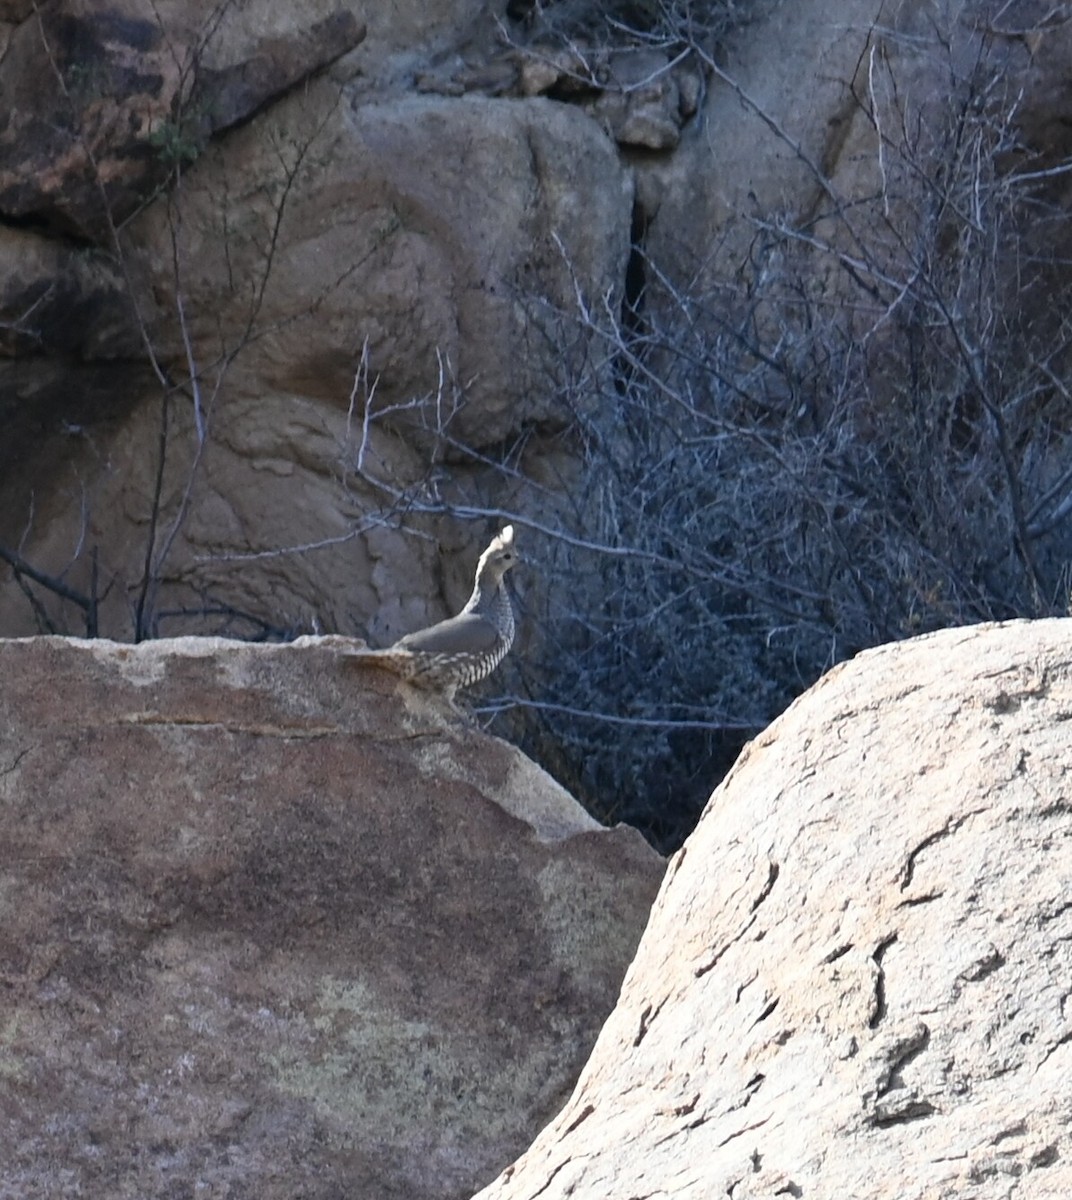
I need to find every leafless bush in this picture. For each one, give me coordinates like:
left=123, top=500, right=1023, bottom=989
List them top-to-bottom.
left=501, top=0, right=778, bottom=123
left=506, top=0, right=775, bottom=51
left=351, top=17, right=1072, bottom=849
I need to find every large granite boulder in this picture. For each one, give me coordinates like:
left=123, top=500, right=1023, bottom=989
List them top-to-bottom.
left=473, top=619, right=1072, bottom=1199
left=0, top=634, right=664, bottom=1199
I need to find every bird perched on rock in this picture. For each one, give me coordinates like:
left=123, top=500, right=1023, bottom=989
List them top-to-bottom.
left=353, top=526, right=519, bottom=700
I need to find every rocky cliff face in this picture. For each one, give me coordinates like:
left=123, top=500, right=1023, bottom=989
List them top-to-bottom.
left=0, top=0, right=639, bottom=639
left=3, top=0, right=1072, bottom=844
left=5, top=0, right=1066, bottom=640
left=472, top=618, right=1072, bottom=1199
left=0, top=634, right=664, bottom=1199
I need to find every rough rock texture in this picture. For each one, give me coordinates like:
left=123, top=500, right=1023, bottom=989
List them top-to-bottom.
left=0, top=0, right=366, bottom=239
left=2, top=0, right=1070, bottom=650
left=640, top=0, right=889, bottom=276
left=0, top=1, right=632, bottom=641
left=641, top=1, right=1072, bottom=285
left=514, top=43, right=701, bottom=150
left=124, top=83, right=631, bottom=443
left=472, top=619, right=1072, bottom=1199
left=0, top=634, right=664, bottom=1200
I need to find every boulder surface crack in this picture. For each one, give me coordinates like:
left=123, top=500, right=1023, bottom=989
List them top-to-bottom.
left=118, top=714, right=337, bottom=739
left=900, top=810, right=985, bottom=889
left=750, top=859, right=780, bottom=911
left=694, top=861, right=779, bottom=977
left=868, top=934, right=898, bottom=1028
left=633, top=995, right=668, bottom=1046
left=874, top=1022, right=930, bottom=1097
left=563, top=1104, right=595, bottom=1136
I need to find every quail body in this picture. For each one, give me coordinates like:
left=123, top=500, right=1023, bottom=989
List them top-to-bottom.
left=357, top=526, right=518, bottom=699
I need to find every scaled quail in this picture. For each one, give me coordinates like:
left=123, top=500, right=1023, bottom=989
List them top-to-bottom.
left=355, top=526, right=519, bottom=699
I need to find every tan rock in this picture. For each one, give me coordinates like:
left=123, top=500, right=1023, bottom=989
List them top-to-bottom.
left=0, top=0, right=365, bottom=239
left=642, top=0, right=893, bottom=265
left=518, top=45, right=600, bottom=97
left=518, top=45, right=686, bottom=150
left=594, top=48, right=684, bottom=150
left=518, top=53, right=566, bottom=97
left=0, top=75, right=631, bottom=640
left=124, top=83, right=631, bottom=444
left=598, top=92, right=681, bottom=151
left=471, top=618, right=1072, bottom=1199
left=0, top=633, right=664, bottom=1200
